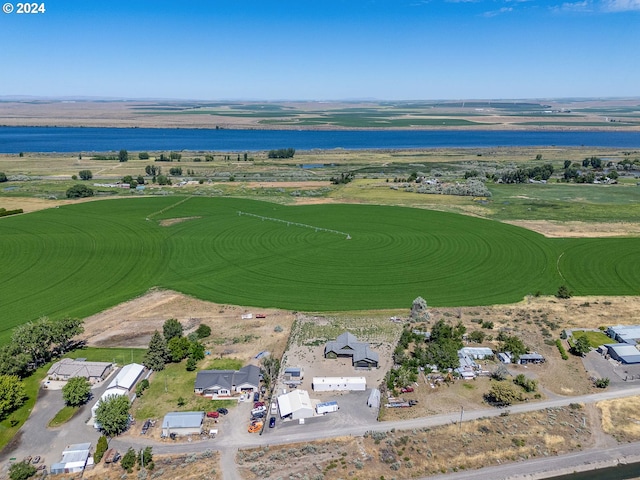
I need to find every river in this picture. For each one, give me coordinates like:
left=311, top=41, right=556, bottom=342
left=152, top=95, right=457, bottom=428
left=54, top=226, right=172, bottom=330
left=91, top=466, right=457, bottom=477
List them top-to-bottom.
left=2, top=127, right=640, bottom=153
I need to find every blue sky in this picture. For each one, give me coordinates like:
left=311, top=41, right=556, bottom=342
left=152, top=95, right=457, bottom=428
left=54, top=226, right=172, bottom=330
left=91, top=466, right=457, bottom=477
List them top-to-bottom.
left=1, top=0, right=638, bottom=100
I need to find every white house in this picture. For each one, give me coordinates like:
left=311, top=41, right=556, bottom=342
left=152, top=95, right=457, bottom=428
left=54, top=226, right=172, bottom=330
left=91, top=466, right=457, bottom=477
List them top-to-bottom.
left=311, top=376, right=366, bottom=392
left=277, top=390, right=314, bottom=420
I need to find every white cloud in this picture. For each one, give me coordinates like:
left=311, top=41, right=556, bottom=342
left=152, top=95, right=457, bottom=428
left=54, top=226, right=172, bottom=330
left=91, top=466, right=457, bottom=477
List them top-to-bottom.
left=550, top=0, right=591, bottom=12
left=602, top=0, right=640, bottom=10
left=483, top=6, right=514, bottom=16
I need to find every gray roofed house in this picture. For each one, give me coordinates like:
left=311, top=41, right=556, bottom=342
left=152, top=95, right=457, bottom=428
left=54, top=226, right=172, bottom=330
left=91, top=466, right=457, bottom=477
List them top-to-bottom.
left=324, top=332, right=379, bottom=368
left=605, top=343, right=640, bottom=364
left=518, top=353, right=545, bottom=364
left=47, top=358, right=113, bottom=383
left=194, top=364, right=261, bottom=398
left=162, top=411, right=205, bottom=437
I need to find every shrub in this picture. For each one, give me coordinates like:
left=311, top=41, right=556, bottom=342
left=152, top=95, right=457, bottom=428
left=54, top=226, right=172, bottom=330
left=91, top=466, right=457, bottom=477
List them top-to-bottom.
left=138, top=152, right=150, bottom=160
left=79, top=170, right=93, bottom=180
left=66, top=184, right=94, bottom=198
left=556, top=285, right=572, bottom=299
left=195, top=324, right=211, bottom=339
left=556, top=339, right=569, bottom=360
left=595, top=378, right=610, bottom=389
left=121, top=447, right=137, bottom=472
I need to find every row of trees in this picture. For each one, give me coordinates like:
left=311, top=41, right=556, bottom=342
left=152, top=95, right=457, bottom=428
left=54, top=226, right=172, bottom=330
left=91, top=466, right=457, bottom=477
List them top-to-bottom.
left=268, top=148, right=295, bottom=159
left=66, top=184, right=94, bottom=198
left=0, top=317, right=84, bottom=377
left=142, top=319, right=210, bottom=372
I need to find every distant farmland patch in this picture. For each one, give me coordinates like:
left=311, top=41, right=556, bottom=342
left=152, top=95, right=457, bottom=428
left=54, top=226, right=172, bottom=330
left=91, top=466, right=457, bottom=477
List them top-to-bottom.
left=0, top=197, right=638, bottom=343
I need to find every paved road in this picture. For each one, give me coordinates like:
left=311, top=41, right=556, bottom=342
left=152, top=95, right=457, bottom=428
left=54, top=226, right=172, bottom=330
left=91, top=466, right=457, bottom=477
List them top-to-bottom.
left=7, top=380, right=640, bottom=479
left=108, top=384, right=640, bottom=479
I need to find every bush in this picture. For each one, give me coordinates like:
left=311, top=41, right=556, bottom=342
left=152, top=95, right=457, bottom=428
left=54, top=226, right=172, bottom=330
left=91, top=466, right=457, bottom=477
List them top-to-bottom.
left=138, top=152, right=150, bottom=160
left=79, top=170, right=93, bottom=180
left=0, top=172, right=7, bottom=183
left=66, top=184, right=94, bottom=198
left=556, top=285, right=572, bottom=299
left=195, top=324, right=211, bottom=339
left=556, top=339, right=569, bottom=360
left=513, top=373, right=538, bottom=393
left=595, top=377, right=610, bottom=389
left=94, top=435, right=109, bottom=463
left=9, top=461, right=36, bottom=480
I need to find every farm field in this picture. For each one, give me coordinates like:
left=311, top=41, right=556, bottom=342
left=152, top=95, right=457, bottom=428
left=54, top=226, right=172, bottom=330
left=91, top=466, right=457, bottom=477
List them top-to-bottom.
left=1, top=197, right=639, bottom=344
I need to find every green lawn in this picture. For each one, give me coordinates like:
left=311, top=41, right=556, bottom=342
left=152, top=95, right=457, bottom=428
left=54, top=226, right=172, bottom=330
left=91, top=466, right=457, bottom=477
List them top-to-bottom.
left=1, top=197, right=639, bottom=344
left=572, top=330, right=613, bottom=348
left=63, top=347, right=147, bottom=366
left=131, top=359, right=237, bottom=421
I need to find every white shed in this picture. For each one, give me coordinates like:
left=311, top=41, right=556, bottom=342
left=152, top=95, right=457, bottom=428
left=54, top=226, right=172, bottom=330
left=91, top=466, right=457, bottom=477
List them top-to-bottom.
left=312, top=376, right=366, bottom=392
left=277, top=390, right=314, bottom=420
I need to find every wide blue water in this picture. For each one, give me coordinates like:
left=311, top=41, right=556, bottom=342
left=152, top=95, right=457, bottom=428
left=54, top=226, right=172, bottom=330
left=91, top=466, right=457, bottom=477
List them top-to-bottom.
left=2, top=127, right=640, bottom=153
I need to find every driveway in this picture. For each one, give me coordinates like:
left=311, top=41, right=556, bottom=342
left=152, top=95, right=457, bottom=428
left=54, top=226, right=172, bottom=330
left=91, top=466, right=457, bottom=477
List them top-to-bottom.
left=0, top=370, right=116, bottom=476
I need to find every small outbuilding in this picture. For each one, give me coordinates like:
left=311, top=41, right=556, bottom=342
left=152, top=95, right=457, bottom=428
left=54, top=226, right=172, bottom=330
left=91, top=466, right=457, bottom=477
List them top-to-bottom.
left=607, top=325, right=640, bottom=345
left=605, top=343, right=640, bottom=364
left=460, top=347, right=494, bottom=360
left=518, top=353, right=545, bottom=365
left=312, top=376, right=366, bottom=392
left=367, top=388, right=381, bottom=409
left=277, top=390, right=314, bottom=420
left=316, top=401, right=339, bottom=415
left=162, top=411, right=205, bottom=437
left=50, top=443, right=92, bottom=475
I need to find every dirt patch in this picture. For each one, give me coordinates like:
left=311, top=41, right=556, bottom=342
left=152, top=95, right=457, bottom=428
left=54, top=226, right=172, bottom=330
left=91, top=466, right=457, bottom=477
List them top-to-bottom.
left=158, top=216, right=201, bottom=227
left=506, top=220, right=640, bottom=238
left=79, top=289, right=295, bottom=364
left=238, top=406, right=592, bottom=479
left=80, top=451, right=221, bottom=480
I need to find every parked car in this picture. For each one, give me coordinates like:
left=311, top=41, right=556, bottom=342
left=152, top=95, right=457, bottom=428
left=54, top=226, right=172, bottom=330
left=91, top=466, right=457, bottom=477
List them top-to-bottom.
left=400, top=386, right=414, bottom=393
left=253, top=392, right=260, bottom=402
left=254, top=401, right=265, bottom=407
left=251, top=406, right=267, bottom=416
left=216, top=407, right=228, bottom=415
left=206, top=411, right=220, bottom=418
left=251, top=412, right=265, bottom=420
left=269, top=417, right=276, bottom=428
left=32, top=456, right=41, bottom=464
left=37, top=465, right=46, bottom=471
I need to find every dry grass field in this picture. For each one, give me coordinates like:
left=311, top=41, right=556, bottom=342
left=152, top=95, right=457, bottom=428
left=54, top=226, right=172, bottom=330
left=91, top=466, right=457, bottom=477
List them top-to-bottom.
left=597, top=396, right=640, bottom=443
left=237, top=406, right=591, bottom=479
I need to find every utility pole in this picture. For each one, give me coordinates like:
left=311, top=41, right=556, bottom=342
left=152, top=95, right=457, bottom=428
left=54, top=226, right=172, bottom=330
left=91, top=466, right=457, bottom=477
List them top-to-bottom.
left=459, top=406, right=464, bottom=432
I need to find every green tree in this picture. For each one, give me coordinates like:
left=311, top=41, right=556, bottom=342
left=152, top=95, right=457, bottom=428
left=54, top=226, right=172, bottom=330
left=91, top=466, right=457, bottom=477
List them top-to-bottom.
left=118, top=149, right=129, bottom=162
left=138, top=152, right=150, bottom=160
left=169, top=167, right=183, bottom=176
left=78, top=170, right=93, bottom=180
left=0, top=172, right=7, bottom=183
left=157, top=174, right=171, bottom=185
left=136, top=175, right=145, bottom=185
left=66, top=184, right=94, bottom=198
left=556, top=285, right=572, bottom=299
left=50, top=317, right=84, bottom=354
left=12, top=318, right=53, bottom=366
left=163, top=318, right=183, bottom=341
left=195, top=324, right=211, bottom=339
left=467, top=330, right=486, bottom=344
left=143, top=331, right=169, bottom=371
left=499, top=334, right=527, bottom=363
left=571, top=335, right=591, bottom=357
left=167, top=336, right=191, bottom=363
left=424, top=338, right=460, bottom=370
left=188, top=341, right=205, bottom=361
left=0, top=344, right=31, bottom=377
left=261, top=356, right=281, bottom=392
left=186, top=357, right=197, bottom=371
left=513, top=373, right=538, bottom=393
left=0, top=375, right=27, bottom=420
left=62, top=376, right=92, bottom=407
left=595, top=377, right=610, bottom=388
left=135, top=378, right=150, bottom=397
left=486, top=381, right=522, bottom=406
left=95, top=394, right=131, bottom=436
left=94, top=435, right=109, bottom=463
left=137, top=446, right=153, bottom=469
left=120, top=447, right=137, bottom=472
left=9, top=461, right=36, bottom=480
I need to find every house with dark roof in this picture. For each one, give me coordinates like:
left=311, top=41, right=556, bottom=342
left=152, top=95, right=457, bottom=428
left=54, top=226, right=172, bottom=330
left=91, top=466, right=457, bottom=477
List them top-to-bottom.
left=324, top=332, right=379, bottom=368
left=194, top=365, right=261, bottom=398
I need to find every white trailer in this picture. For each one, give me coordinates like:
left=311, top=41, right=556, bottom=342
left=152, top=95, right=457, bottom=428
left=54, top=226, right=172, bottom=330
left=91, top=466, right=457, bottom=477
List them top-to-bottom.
left=316, top=401, right=339, bottom=415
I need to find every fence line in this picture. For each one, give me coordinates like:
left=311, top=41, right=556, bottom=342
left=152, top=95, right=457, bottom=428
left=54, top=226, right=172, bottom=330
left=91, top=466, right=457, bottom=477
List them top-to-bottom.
left=237, top=211, right=351, bottom=239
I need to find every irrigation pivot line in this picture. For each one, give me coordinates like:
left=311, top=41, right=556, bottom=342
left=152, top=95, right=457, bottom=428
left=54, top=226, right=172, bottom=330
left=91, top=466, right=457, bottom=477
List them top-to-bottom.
left=238, top=211, right=351, bottom=239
